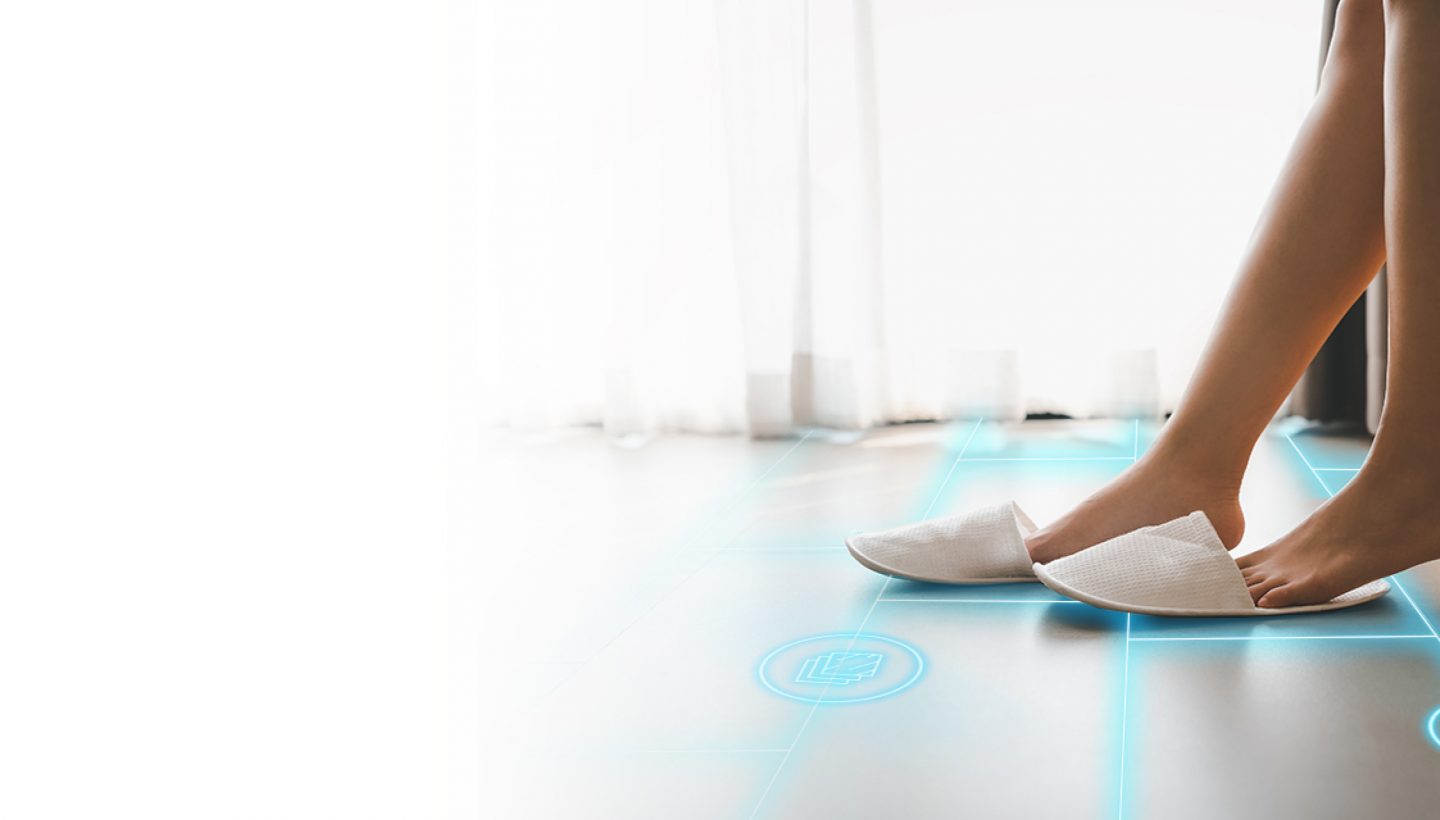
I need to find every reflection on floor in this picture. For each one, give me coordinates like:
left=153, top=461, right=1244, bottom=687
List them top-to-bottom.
left=485, top=419, right=1440, bottom=819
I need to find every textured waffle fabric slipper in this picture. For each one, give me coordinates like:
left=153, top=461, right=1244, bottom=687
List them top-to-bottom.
left=845, top=501, right=1038, bottom=584
left=1033, top=511, right=1390, bottom=617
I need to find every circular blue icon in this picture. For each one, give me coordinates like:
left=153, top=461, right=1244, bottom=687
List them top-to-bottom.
left=757, top=633, right=924, bottom=705
left=1425, top=706, right=1440, bottom=750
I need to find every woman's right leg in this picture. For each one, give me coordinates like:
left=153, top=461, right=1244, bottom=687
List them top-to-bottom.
left=1027, top=0, right=1387, bottom=562
left=1235, top=0, right=1440, bottom=607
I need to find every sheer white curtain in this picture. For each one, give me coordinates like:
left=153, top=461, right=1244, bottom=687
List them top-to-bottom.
left=483, top=0, right=1319, bottom=436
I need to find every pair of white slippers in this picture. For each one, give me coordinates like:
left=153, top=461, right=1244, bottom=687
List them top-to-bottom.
left=845, top=502, right=1390, bottom=617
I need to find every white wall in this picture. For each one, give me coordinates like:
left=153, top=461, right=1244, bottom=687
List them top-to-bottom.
left=0, top=2, right=463, bottom=817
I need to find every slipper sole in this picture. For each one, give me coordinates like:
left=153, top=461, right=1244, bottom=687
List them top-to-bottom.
left=846, top=536, right=1036, bottom=585
left=1034, top=562, right=1391, bottom=617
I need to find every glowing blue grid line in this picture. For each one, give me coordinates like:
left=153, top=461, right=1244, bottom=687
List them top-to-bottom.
left=749, top=419, right=984, bottom=818
left=920, top=420, right=983, bottom=518
left=740, top=422, right=1438, bottom=818
left=1115, top=425, right=1138, bottom=820
left=600, top=427, right=815, bottom=624
left=550, top=430, right=817, bottom=698
left=725, top=430, right=820, bottom=517
left=1283, top=431, right=1331, bottom=496
left=957, top=456, right=1135, bottom=462
left=717, top=546, right=845, bottom=552
left=747, top=577, right=894, bottom=819
left=748, top=577, right=895, bottom=814
left=1392, top=578, right=1440, bottom=642
left=850, top=579, right=894, bottom=649
left=877, top=597, right=1084, bottom=604
left=1117, top=613, right=1132, bottom=820
left=1130, top=634, right=1433, bottom=643
left=622, top=748, right=790, bottom=755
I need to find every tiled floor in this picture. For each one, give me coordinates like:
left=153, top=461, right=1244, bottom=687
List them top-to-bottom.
left=484, top=420, right=1440, bottom=819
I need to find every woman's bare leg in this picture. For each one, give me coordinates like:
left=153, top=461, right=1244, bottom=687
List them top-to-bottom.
left=1028, top=0, right=1387, bottom=562
left=1239, top=0, right=1440, bottom=607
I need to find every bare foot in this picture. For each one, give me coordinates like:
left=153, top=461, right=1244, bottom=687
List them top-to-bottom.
left=1025, top=456, right=1246, bottom=564
left=1237, top=468, right=1440, bottom=608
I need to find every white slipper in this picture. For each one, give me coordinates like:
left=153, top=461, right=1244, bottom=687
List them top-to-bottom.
left=845, top=501, right=1038, bottom=584
left=1032, top=511, right=1390, bottom=617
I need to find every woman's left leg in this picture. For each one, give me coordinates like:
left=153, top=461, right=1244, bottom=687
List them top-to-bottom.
left=1240, top=0, right=1440, bottom=607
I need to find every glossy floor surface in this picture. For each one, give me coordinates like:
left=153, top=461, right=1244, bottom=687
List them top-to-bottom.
left=483, top=419, right=1440, bottom=819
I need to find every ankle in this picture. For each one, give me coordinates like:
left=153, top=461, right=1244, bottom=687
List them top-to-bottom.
left=1140, top=433, right=1247, bottom=493
left=1364, top=437, right=1440, bottom=486
left=1341, top=454, right=1440, bottom=514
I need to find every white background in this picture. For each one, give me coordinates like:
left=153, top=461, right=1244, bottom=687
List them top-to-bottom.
left=0, top=1, right=477, bottom=817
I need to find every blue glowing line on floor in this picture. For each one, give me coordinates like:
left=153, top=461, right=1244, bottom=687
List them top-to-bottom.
left=914, top=420, right=983, bottom=519
left=749, top=421, right=985, bottom=818
left=742, top=423, right=1440, bottom=817
left=1283, top=429, right=1440, bottom=756
left=958, top=456, right=1135, bottom=462
left=878, top=597, right=1084, bottom=604
left=1116, top=613, right=1132, bottom=820
left=1129, top=633, right=1432, bottom=642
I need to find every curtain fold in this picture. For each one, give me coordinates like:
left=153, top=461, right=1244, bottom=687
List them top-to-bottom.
left=485, top=0, right=1321, bottom=437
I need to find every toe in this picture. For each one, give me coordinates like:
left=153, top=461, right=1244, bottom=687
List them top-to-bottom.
left=1025, top=532, right=1056, bottom=564
left=1235, top=551, right=1259, bottom=570
left=1247, top=574, right=1287, bottom=604
left=1257, top=583, right=1299, bottom=609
